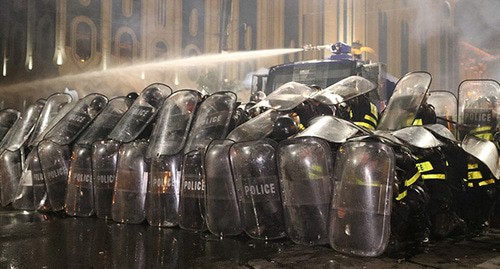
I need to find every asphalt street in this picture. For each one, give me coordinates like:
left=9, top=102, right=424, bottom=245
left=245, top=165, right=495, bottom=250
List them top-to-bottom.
left=0, top=208, right=499, bottom=268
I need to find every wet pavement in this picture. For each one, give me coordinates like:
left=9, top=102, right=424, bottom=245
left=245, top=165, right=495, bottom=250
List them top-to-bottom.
left=1, top=208, right=499, bottom=268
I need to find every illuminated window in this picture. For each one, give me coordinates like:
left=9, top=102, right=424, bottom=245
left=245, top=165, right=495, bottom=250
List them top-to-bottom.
left=75, top=22, right=92, bottom=62
left=118, top=33, right=133, bottom=64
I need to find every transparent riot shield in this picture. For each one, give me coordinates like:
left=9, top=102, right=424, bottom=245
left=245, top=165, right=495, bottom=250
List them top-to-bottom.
left=377, top=71, right=432, bottom=131
left=311, top=76, right=377, bottom=105
left=457, top=79, right=499, bottom=140
left=251, top=82, right=316, bottom=111
left=108, top=83, right=172, bottom=143
left=146, top=89, right=202, bottom=158
left=145, top=90, right=202, bottom=227
left=183, top=91, right=238, bottom=154
left=427, top=91, right=458, bottom=134
left=27, top=93, right=74, bottom=148
left=37, top=93, right=108, bottom=212
left=43, top=93, right=108, bottom=145
left=74, top=96, right=133, bottom=146
left=65, top=97, right=133, bottom=217
left=0, top=99, right=45, bottom=152
left=0, top=100, right=45, bottom=206
left=0, top=108, right=21, bottom=142
left=226, top=109, right=285, bottom=142
left=462, top=135, right=499, bottom=180
left=277, top=137, right=334, bottom=245
left=205, top=139, right=242, bottom=237
left=229, top=139, right=286, bottom=240
left=37, top=140, right=71, bottom=211
left=92, top=140, right=120, bottom=219
left=112, top=140, right=149, bottom=224
left=329, top=141, right=395, bottom=257
left=65, top=145, right=94, bottom=216
left=31, top=146, right=51, bottom=212
left=179, top=149, right=206, bottom=231
left=0, top=150, right=22, bottom=207
left=12, top=150, right=37, bottom=210
left=146, top=154, right=182, bottom=227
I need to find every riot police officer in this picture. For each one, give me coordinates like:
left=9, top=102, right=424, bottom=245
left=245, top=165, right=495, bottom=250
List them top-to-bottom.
left=338, top=94, right=379, bottom=131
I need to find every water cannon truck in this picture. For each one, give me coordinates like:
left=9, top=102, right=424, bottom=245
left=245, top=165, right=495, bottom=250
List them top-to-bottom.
left=250, top=41, right=396, bottom=109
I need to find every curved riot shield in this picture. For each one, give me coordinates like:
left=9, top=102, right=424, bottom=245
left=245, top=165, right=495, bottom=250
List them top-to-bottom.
left=378, top=72, right=432, bottom=131
left=311, top=76, right=376, bottom=105
left=457, top=79, right=499, bottom=140
left=252, top=82, right=316, bottom=111
left=108, top=83, right=172, bottom=143
left=146, top=89, right=202, bottom=158
left=145, top=90, right=201, bottom=227
left=183, top=91, right=238, bottom=154
left=427, top=91, right=457, bottom=134
left=28, top=93, right=74, bottom=148
left=43, top=93, right=108, bottom=145
left=74, top=96, right=133, bottom=146
left=65, top=97, right=132, bottom=217
left=0, top=99, right=45, bottom=152
left=0, top=100, right=45, bottom=206
left=0, top=108, right=21, bottom=142
left=226, top=109, right=285, bottom=142
left=296, top=115, right=362, bottom=143
left=392, top=126, right=445, bottom=149
left=462, top=135, right=499, bottom=179
left=277, top=137, right=334, bottom=246
left=92, top=139, right=120, bottom=219
left=205, top=139, right=242, bottom=237
left=229, top=139, right=286, bottom=240
left=37, top=140, right=71, bottom=211
left=112, top=140, right=149, bottom=224
left=329, top=141, right=395, bottom=257
left=65, top=144, right=94, bottom=216
left=30, top=146, right=51, bottom=212
left=179, top=149, right=206, bottom=232
left=0, top=150, right=22, bottom=206
left=12, top=150, right=37, bottom=210
left=146, top=154, right=182, bottom=227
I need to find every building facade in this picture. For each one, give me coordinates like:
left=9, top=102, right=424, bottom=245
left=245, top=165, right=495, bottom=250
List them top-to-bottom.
left=0, top=0, right=497, bottom=109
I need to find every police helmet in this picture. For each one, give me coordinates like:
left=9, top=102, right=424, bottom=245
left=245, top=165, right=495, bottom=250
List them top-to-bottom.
left=271, top=115, right=299, bottom=141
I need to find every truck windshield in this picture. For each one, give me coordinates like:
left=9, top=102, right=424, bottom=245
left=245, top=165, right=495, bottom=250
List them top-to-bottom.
left=266, top=60, right=357, bottom=95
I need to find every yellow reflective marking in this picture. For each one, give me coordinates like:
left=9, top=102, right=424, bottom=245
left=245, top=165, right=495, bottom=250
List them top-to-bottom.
left=370, top=103, right=379, bottom=119
left=364, top=114, right=378, bottom=125
left=412, top=119, right=423, bottom=126
left=355, top=121, right=375, bottom=131
left=416, top=161, right=433, bottom=172
left=468, top=163, right=479, bottom=169
left=405, top=171, right=421, bottom=186
left=468, top=171, right=483, bottom=180
left=421, top=174, right=446, bottom=180
left=479, top=179, right=495, bottom=186
left=396, top=190, right=407, bottom=201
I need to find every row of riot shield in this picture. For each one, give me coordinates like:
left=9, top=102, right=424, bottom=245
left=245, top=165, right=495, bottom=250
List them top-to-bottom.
left=0, top=72, right=497, bottom=259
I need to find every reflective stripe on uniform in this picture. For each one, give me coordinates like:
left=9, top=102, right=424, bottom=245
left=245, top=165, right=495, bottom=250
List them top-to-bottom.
left=370, top=103, right=379, bottom=120
left=364, top=114, right=378, bottom=126
left=413, top=118, right=423, bottom=126
left=354, top=121, right=376, bottom=131
left=416, top=161, right=433, bottom=173
left=468, top=163, right=478, bottom=170
left=405, top=171, right=420, bottom=187
left=468, top=171, right=483, bottom=180
left=421, top=173, right=446, bottom=180
left=467, top=178, right=495, bottom=188
left=396, top=190, right=407, bottom=201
